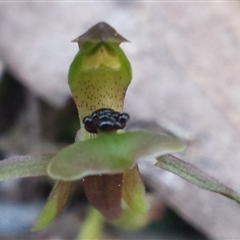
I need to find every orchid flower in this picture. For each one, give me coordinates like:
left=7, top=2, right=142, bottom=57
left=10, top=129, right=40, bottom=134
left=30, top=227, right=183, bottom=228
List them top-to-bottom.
left=0, top=22, right=239, bottom=239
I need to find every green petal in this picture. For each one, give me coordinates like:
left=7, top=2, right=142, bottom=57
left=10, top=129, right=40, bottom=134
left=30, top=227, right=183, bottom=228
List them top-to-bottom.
left=48, top=131, right=186, bottom=181
left=156, top=154, right=240, bottom=204
left=0, top=155, right=51, bottom=182
left=122, top=165, right=147, bottom=214
left=113, top=166, right=148, bottom=230
left=32, top=181, right=73, bottom=231
left=112, top=201, right=149, bottom=230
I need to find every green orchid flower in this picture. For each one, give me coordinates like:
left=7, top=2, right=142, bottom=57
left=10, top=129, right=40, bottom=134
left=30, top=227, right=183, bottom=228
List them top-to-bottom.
left=0, top=22, right=240, bottom=239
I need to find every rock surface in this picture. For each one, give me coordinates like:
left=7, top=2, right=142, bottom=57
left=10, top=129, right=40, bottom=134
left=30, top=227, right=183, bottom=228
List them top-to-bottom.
left=1, top=2, right=240, bottom=239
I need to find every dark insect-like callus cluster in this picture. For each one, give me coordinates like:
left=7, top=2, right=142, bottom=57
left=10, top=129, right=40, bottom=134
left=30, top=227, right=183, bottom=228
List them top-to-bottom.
left=83, top=108, right=130, bottom=133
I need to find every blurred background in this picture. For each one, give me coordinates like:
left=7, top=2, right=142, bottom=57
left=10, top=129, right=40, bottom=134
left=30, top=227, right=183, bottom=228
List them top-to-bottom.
left=0, top=2, right=240, bottom=239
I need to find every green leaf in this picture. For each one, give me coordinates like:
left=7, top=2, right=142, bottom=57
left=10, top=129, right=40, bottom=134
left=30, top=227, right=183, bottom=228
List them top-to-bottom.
left=48, top=131, right=186, bottom=181
left=156, top=154, right=240, bottom=204
left=0, top=155, right=51, bottom=182
left=32, top=181, right=73, bottom=231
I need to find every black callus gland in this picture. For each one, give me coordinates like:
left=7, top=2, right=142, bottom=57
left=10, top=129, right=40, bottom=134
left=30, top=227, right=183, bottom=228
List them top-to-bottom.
left=83, top=108, right=130, bottom=133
